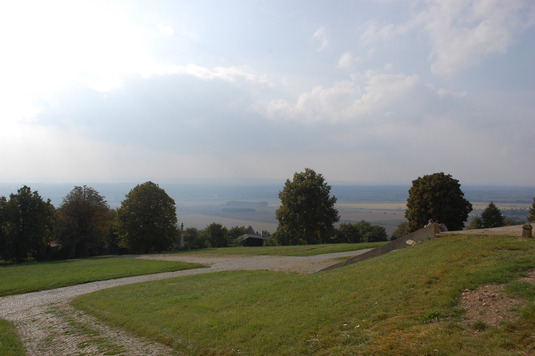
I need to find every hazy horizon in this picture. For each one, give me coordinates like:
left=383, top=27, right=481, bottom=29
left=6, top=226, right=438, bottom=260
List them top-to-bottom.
left=1, top=181, right=533, bottom=205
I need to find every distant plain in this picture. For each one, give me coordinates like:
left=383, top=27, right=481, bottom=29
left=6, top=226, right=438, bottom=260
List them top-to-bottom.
left=0, top=183, right=533, bottom=236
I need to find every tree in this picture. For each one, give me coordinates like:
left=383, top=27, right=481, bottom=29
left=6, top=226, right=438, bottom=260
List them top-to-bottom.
left=275, top=168, right=339, bottom=245
left=405, top=172, right=472, bottom=232
left=115, top=182, right=178, bottom=253
left=0, top=186, right=55, bottom=262
left=56, top=186, right=113, bottom=258
left=0, top=196, right=7, bottom=260
left=529, top=197, right=535, bottom=223
left=480, top=201, right=505, bottom=228
left=466, top=217, right=482, bottom=230
left=354, top=220, right=388, bottom=242
left=391, top=221, right=409, bottom=240
left=203, top=223, right=229, bottom=247
left=333, top=223, right=362, bottom=243
left=183, top=227, right=207, bottom=250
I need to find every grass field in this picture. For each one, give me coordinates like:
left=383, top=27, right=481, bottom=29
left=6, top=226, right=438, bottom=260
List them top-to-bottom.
left=73, top=234, right=535, bottom=355
left=175, top=242, right=385, bottom=257
left=0, top=256, right=204, bottom=297
left=0, top=319, right=25, bottom=356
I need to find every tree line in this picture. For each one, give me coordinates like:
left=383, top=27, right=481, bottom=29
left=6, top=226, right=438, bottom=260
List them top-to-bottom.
left=2, top=171, right=533, bottom=263
left=0, top=182, right=270, bottom=263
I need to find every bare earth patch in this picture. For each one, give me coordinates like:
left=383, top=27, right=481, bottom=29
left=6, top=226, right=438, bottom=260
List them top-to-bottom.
left=461, top=270, right=535, bottom=331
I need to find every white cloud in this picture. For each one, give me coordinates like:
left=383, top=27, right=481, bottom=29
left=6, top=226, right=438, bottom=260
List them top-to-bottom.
left=417, top=0, right=535, bottom=76
left=360, top=22, right=397, bottom=44
left=312, top=26, right=329, bottom=51
left=338, top=52, right=361, bottom=69
left=140, top=64, right=271, bottom=85
left=263, top=71, right=419, bottom=123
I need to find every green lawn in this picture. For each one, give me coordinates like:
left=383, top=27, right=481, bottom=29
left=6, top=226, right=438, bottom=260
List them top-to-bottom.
left=73, top=234, right=535, bottom=355
left=176, top=241, right=386, bottom=257
left=0, top=256, right=204, bottom=297
left=0, top=319, right=25, bottom=356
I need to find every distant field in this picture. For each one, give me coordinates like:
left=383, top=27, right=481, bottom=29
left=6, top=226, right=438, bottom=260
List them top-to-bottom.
left=178, top=198, right=533, bottom=237
left=180, top=200, right=409, bottom=236
left=470, top=202, right=531, bottom=210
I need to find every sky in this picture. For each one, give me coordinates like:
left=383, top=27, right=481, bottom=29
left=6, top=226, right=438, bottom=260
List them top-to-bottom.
left=1, top=0, right=534, bottom=186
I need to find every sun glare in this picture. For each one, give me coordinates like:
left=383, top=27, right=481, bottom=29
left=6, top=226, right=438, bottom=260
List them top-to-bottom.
left=0, top=1, right=152, bottom=122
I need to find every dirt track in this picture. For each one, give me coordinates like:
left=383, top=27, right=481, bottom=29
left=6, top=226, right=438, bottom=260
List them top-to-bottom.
left=0, top=249, right=371, bottom=355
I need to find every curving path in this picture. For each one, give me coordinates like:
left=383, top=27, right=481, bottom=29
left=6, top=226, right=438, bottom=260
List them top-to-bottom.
left=0, top=249, right=371, bottom=355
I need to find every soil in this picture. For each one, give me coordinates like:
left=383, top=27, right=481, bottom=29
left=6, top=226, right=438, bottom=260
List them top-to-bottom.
left=460, top=270, right=535, bottom=331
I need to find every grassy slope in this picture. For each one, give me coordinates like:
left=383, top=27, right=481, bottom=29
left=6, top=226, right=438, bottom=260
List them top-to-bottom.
left=73, top=234, right=535, bottom=355
left=175, top=242, right=386, bottom=257
left=0, top=256, right=204, bottom=297
left=0, top=320, right=25, bottom=356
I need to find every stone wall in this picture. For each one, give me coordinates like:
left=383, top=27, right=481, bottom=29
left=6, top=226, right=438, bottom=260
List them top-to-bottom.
left=320, top=224, right=438, bottom=272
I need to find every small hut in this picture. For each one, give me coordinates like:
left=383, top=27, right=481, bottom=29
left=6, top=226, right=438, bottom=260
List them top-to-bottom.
left=237, top=234, right=270, bottom=247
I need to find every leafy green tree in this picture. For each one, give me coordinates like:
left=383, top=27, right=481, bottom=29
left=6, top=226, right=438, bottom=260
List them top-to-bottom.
left=275, top=168, right=339, bottom=245
left=405, top=173, right=472, bottom=232
left=115, top=182, right=178, bottom=253
left=0, top=186, right=55, bottom=262
left=57, top=186, right=113, bottom=258
left=0, top=196, right=7, bottom=260
left=529, top=197, right=535, bottom=222
left=480, top=201, right=505, bottom=228
left=103, top=209, right=122, bottom=254
left=466, top=217, right=482, bottom=230
left=355, top=220, right=388, bottom=242
left=391, top=221, right=409, bottom=240
left=203, top=223, right=229, bottom=247
left=333, top=223, right=362, bottom=243
left=228, top=225, right=255, bottom=245
left=228, top=226, right=248, bottom=240
left=183, top=227, right=207, bottom=250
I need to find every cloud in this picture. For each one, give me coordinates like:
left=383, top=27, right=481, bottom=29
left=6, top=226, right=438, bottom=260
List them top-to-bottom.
left=417, top=0, right=535, bottom=76
left=358, top=1, right=535, bottom=77
left=360, top=22, right=401, bottom=44
left=312, top=26, right=329, bottom=51
left=338, top=52, right=361, bottom=69
left=140, top=64, right=271, bottom=85
left=262, top=70, right=420, bottom=123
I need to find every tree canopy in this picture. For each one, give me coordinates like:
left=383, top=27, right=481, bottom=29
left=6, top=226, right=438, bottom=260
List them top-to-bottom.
left=275, top=168, right=339, bottom=245
left=405, top=172, right=472, bottom=232
left=115, top=181, right=178, bottom=253
left=0, top=186, right=55, bottom=262
left=56, top=186, right=113, bottom=258
left=529, top=198, right=535, bottom=223
left=480, top=201, right=505, bottom=228
left=333, top=221, right=388, bottom=243
left=203, top=223, right=229, bottom=247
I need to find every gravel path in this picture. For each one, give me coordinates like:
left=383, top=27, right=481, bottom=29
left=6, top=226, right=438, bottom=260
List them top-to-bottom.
left=0, top=249, right=371, bottom=355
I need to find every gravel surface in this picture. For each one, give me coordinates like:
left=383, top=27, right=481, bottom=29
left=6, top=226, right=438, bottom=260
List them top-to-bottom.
left=441, top=224, right=527, bottom=237
left=0, top=249, right=371, bottom=355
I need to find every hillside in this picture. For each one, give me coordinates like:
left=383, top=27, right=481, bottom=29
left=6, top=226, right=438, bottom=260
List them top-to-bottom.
left=71, top=227, right=535, bottom=355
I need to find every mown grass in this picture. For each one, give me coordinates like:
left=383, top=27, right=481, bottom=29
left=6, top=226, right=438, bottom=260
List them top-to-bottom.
left=73, top=234, right=535, bottom=355
left=177, top=241, right=386, bottom=257
left=0, top=256, right=204, bottom=297
left=0, top=319, right=25, bottom=356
